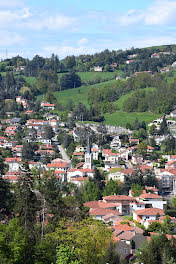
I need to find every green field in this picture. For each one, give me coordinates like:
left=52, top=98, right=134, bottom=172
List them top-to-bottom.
left=164, top=68, right=176, bottom=84
left=57, top=70, right=123, bottom=84
left=17, top=71, right=123, bottom=87
left=23, top=76, right=37, bottom=85
left=53, top=79, right=117, bottom=107
left=39, top=80, right=160, bottom=127
left=104, top=111, right=160, bottom=127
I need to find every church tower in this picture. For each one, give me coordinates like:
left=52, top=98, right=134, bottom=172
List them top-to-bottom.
left=83, top=138, right=93, bottom=169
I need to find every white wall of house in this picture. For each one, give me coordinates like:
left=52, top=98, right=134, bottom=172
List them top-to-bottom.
left=7, top=162, right=20, bottom=171
left=108, top=172, right=125, bottom=182
left=141, top=199, right=167, bottom=209
left=129, top=203, right=145, bottom=214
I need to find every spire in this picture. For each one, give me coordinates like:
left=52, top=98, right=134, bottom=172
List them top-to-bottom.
left=86, top=137, right=91, bottom=154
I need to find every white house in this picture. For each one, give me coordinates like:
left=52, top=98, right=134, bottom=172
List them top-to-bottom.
left=94, top=66, right=103, bottom=72
left=5, top=157, right=21, bottom=171
left=137, top=192, right=167, bottom=209
left=133, top=208, right=165, bottom=227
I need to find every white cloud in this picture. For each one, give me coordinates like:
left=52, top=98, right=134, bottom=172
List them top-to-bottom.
left=0, top=0, right=24, bottom=8
left=119, top=0, right=176, bottom=26
left=0, top=8, right=31, bottom=28
left=27, top=14, right=79, bottom=31
left=0, top=32, right=24, bottom=47
left=119, top=35, right=176, bottom=50
left=77, top=38, right=88, bottom=45
left=42, top=45, right=97, bottom=58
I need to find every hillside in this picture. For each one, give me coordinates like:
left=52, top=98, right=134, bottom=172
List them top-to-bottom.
left=2, top=44, right=176, bottom=128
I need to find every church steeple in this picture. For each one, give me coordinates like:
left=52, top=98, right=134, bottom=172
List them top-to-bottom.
left=83, top=137, right=93, bottom=169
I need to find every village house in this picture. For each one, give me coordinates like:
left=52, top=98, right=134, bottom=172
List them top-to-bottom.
left=94, top=66, right=103, bottom=72
left=160, top=67, right=170, bottom=73
left=41, top=101, right=55, bottom=110
left=170, top=110, right=176, bottom=118
left=75, top=145, right=85, bottom=153
left=72, top=152, right=85, bottom=161
left=5, top=157, right=21, bottom=171
left=67, top=168, right=94, bottom=182
left=108, top=168, right=125, bottom=182
left=2, top=171, right=23, bottom=183
left=71, top=176, right=88, bottom=187
left=136, top=191, right=167, bottom=209
left=102, top=195, right=137, bottom=215
left=90, top=208, right=122, bottom=220
left=133, top=208, right=165, bottom=227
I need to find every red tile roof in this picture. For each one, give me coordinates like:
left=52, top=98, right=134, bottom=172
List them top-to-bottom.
left=5, top=157, right=21, bottom=162
left=46, top=162, right=68, bottom=168
left=72, top=177, right=88, bottom=182
left=140, top=193, right=163, bottom=199
left=103, top=195, right=136, bottom=201
left=84, top=201, right=120, bottom=209
left=90, top=208, right=122, bottom=216
left=134, top=208, right=164, bottom=216
left=117, top=231, right=135, bottom=240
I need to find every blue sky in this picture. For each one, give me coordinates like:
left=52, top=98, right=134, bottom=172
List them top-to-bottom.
left=0, top=0, right=176, bottom=59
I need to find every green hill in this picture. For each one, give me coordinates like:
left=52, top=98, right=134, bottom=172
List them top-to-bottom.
left=53, top=79, right=117, bottom=107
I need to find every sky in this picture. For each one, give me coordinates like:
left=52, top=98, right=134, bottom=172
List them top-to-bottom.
left=1, top=0, right=176, bottom=59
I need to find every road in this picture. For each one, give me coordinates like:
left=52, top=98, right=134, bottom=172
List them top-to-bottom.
left=57, top=144, right=71, bottom=163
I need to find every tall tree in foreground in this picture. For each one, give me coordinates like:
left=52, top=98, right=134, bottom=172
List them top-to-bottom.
left=0, top=157, right=12, bottom=221
left=14, top=163, right=39, bottom=263
left=0, top=218, right=27, bottom=264
left=48, top=218, right=113, bottom=264
left=136, top=234, right=176, bottom=264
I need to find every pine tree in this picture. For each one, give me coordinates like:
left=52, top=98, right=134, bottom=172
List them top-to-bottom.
left=0, top=158, right=12, bottom=220
left=14, top=163, right=38, bottom=233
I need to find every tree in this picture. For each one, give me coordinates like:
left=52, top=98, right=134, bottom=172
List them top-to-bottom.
left=64, top=55, right=76, bottom=69
left=104, top=64, right=110, bottom=72
left=60, top=71, right=82, bottom=91
left=45, top=91, right=56, bottom=103
left=159, top=116, right=169, bottom=135
left=150, top=124, right=157, bottom=135
left=43, top=125, right=55, bottom=139
left=63, top=134, right=73, bottom=149
left=137, top=141, right=147, bottom=157
left=22, top=142, right=35, bottom=161
left=0, top=158, right=13, bottom=220
left=14, top=164, right=39, bottom=233
left=14, top=164, right=39, bottom=263
left=93, top=167, right=105, bottom=192
left=103, top=179, right=120, bottom=196
left=83, top=180, right=101, bottom=202
left=131, top=184, right=143, bottom=197
left=171, top=197, right=176, bottom=208
left=161, top=215, right=176, bottom=234
left=0, top=218, right=27, bottom=264
left=48, top=218, right=113, bottom=264
left=147, top=221, right=162, bottom=232
left=136, top=234, right=176, bottom=264
left=100, top=242, right=121, bottom=264
left=56, top=245, right=81, bottom=264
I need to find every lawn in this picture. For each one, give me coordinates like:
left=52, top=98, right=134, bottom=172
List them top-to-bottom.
left=164, top=68, right=176, bottom=84
left=57, top=70, right=123, bottom=84
left=23, top=76, right=37, bottom=85
left=53, top=79, right=117, bottom=107
left=104, top=111, right=160, bottom=127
